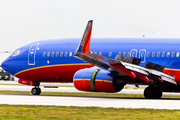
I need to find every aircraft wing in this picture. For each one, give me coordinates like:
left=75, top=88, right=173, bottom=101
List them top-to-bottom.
left=74, top=20, right=176, bottom=85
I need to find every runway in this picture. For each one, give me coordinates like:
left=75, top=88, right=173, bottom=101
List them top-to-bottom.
left=1, top=81, right=180, bottom=109
left=1, top=84, right=180, bottom=95
left=0, top=85, right=146, bottom=94
left=1, top=94, right=180, bottom=109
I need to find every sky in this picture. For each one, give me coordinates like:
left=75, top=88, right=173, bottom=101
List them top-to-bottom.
left=0, top=0, right=180, bottom=52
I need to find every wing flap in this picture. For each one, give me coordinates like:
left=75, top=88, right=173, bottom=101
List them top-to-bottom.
left=121, top=62, right=176, bottom=84
left=110, top=63, right=136, bottom=78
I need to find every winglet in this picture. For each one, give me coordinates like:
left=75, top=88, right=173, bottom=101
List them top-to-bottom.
left=75, top=20, right=93, bottom=53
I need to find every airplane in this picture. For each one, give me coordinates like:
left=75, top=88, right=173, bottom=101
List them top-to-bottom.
left=2, top=20, right=180, bottom=99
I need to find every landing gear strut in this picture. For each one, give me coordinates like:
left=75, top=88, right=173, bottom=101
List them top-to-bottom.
left=31, top=82, right=41, bottom=95
left=144, top=87, right=162, bottom=99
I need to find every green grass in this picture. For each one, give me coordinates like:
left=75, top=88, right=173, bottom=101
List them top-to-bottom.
left=1, top=90, right=180, bottom=99
left=1, top=91, right=180, bottom=119
left=0, top=104, right=180, bottom=120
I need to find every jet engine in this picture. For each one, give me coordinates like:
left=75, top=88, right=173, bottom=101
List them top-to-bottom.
left=73, top=67, right=125, bottom=92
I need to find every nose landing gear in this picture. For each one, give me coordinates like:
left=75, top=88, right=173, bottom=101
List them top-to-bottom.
left=31, top=82, right=41, bottom=95
left=31, top=87, right=41, bottom=95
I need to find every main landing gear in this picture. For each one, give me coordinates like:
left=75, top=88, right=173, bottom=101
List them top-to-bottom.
left=31, top=82, right=41, bottom=95
left=144, top=86, right=162, bottom=99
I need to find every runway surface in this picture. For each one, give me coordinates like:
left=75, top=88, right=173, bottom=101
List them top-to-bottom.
left=0, top=81, right=145, bottom=94
left=1, top=81, right=180, bottom=109
left=1, top=84, right=180, bottom=95
left=1, top=94, right=180, bottom=109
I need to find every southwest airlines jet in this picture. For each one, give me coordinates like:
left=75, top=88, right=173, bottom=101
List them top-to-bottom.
left=1, top=20, right=180, bottom=99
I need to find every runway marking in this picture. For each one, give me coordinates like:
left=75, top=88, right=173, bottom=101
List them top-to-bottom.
left=0, top=94, right=180, bottom=109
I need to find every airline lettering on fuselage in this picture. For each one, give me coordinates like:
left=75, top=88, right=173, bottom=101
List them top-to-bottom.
left=81, top=22, right=91, bottom=46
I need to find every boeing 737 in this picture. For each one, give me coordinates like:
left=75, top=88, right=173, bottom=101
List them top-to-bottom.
left=2, top=20, right=180, bottom=99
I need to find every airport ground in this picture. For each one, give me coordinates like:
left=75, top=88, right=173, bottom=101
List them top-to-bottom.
left=1, top=81, right=180, bottom=119
left=1, top=81, right=180, bottom=109
left=1, top=104, right=180, bottom=120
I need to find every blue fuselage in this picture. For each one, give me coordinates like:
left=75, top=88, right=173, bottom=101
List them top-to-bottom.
left=2, top=37, right=180, bottom=82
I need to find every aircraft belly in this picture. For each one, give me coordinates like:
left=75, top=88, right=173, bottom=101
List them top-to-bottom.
left=15, top=63, right=93, bottom=82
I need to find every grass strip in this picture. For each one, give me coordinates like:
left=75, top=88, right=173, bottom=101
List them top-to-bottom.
left=0, top=90, right=180, bottom=99
left=0, top=104, right=180, bottom=120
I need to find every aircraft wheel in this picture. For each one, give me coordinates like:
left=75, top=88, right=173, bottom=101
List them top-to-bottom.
left=31, top=87, right=41, bottom=95
left=144, top=87, right=156, bottom=99
left=144, top=87, right=162, bottom=99
left=154, top=87, right=162, bottom=99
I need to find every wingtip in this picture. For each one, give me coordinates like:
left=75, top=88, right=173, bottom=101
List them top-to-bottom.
left=75, top=20, right=93, bottom=54
left=88, top=20, right=93, bottom=22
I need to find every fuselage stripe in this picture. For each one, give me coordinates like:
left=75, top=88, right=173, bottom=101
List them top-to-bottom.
left=14, top=63, right=92, bottom=77
left=164, top=68, right=180, bottom=71
left=74, top=79, right=112, bottom=83
left=96, top=79, right=112, bottom=83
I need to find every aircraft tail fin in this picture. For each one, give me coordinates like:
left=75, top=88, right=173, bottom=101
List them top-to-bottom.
left=75, top=20, right=93, bottom=53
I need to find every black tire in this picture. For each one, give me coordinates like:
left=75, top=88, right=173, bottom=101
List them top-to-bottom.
left=116, top=84, right=125, bottom=92
left=144, top=87, right=156, bottom=99
left=154, top=87, right=162, bottom=99
left=31, top=88, right=41, bottom=95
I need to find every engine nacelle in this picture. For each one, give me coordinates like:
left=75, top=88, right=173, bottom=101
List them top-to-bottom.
left=73, top=67, right=125, bottom=92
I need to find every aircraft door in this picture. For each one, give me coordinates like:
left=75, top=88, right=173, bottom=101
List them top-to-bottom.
left=28, top=43, right=39, bottom=65
left=130, top=49, right=137, bottom=58
left=139, top=49, right=146, bottom=63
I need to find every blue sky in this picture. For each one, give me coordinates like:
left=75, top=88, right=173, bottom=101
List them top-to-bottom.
left=0, top=0, right=180, bottom=52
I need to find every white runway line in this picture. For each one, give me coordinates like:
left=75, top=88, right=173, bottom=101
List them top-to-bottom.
left=0, top=94, right=180, bottom=109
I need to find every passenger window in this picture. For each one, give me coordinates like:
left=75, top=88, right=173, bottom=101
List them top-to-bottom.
left=43, top=52, right=46, bottom=57
left=47, top=52, right=50, bottom=57
left=51, top=52, right=54, bottom=57
left=56, top=52, right=59, bottom=57
left=60, top=52, right=63, bottom=57
left=65, top=52, right=68, bottom=57
left=69, top=52, right=72, bottom=57
left=99, top=52, right=102, bottom=56
left=109, top=52, right=112, bottom=57
left=118, top=52, right=121, bottom=55
left=123, top=52, right=126, bottom=56
left=127, top=52, right=130, bottom=57
left=132, top=52, right=135, bottom=57
left=141, top=52, right=144, bottom=57
left=147, top=52, right=149, bottom=57
left=152, top=52, right=155, bottom=57
left=157, top=52, right=160, bottom=57
left=162, top=52, right=165, bottom=57
left=167, top=52, right=170, bottom=57
left=171, top=52, right=175, bottom=57
left=176, top=52, right=179, bottom=57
